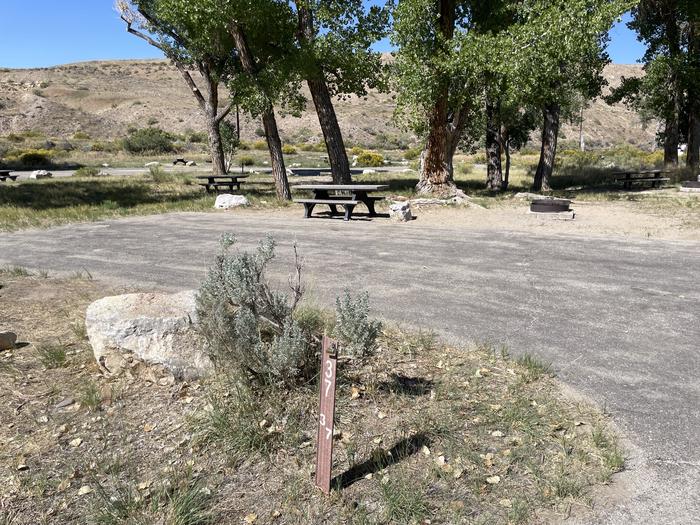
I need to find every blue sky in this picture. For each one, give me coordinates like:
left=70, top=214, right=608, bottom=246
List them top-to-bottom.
left=0, top=1, right=646, bottom=69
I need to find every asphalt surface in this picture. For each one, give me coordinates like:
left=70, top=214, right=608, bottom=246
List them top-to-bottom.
left=0, top=212, right=698, bottom=523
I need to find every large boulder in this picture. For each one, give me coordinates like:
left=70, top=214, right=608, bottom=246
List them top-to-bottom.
left=29, top=170, right=52, bottom=179
left=214, top=194, right=249, bottom=209
left=389, top=201, right=412, bottom=222
left=85, top=290, right=212, bottom=379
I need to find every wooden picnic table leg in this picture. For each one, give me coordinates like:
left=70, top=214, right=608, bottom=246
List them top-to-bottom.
left=303, top=203, right=316, bottom=218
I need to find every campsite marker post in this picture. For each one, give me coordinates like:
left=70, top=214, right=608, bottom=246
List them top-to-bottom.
left=315, top=336, right=338, bottom=494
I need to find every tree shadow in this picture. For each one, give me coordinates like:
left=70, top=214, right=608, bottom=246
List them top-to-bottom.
left=0, top=179, right=206, bottom=210
left=377, top=374, right=434, bottom=397
left=331, top=432, right=431, bottom=490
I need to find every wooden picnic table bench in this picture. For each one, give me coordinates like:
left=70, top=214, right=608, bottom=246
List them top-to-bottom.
left=0, top=170, right=18, bottom=182
left=613, top=170, right=670, bottom=190
left=195, top=174, right=249, bottom=193
left=293, top=184, right=388, bottom=221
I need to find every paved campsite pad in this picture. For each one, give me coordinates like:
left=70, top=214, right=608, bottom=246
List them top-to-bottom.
left=0, top=212, right=699, bottom=523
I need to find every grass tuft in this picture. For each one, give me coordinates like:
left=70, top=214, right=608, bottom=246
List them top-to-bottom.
left=0, top=265, right=31, bottom=277
left=36, top=342, right=68, bottom=368
left=516, top=353, right=553, bottom=382
left=79, top=381, right=102, bottom=411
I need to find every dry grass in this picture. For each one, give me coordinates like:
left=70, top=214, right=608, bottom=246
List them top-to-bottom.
left=0, top=275, right=624, bottom=524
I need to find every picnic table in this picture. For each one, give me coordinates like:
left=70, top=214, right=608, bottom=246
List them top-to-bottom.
left=613, top=169, right=670, bottom=190
left=0, top=170, right=18, bottom=182
left=195, top=174, right=248, bottom=193
left=293, top=184, right=388, bottom=221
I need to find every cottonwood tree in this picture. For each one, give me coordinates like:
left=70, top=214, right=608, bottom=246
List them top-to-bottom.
left=117, top=0, right=235, bottom=175
left=392, top=0, right=483, bottom=195
left=392, top=0, right=626, bottom=194
left=517, top=0, right=627, bottom=191
left=292, top=1, right=390, bottom=184
left=609, top=1, right=700, bottom=168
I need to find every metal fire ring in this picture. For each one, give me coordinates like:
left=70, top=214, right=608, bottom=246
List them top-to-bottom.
left=530, top=199, right=571, bottom=213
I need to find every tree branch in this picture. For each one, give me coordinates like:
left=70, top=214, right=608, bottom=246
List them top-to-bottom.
left=216, top=101, right=235, bottom=123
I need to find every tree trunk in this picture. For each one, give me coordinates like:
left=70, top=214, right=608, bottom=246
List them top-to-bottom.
left=416, top=0, right=457, bottom=195
left=297, top=6, right=351, bottom=184
left=229, top=21, right=290, bottom=199
left=687, top=21, right=700, bottom=169
left=307, top=78, right=352, bottom=184
left=485, top=99, right=503, bottom=191
left=533, top=103, right=560, bottom=192
left=262, top=108, right=291, bottom=200
left=664, top=113, right=679, bottom=167
left=206, top=115, right=227, bottom=175
left=502, top=127, right=511, bottom=191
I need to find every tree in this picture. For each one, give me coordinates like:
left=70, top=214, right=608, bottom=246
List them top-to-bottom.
left=117, top=0, right=235, bottom=175
left=392, top=0, right=483, bottom=196
left=518, top=0, right=626, bottom=191
left=292, top=1, right=390, bottom=184
left=610, top=1, right=700, bottom=169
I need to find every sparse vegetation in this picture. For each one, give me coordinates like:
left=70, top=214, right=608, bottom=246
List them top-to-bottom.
left=36, top=342, right=68, bottom=368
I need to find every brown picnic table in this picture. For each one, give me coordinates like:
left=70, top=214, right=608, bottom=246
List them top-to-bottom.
left=613, top=169, right=669, bottom=190
left=0, top=170, right=18, bottom=182
left=195, top=174, right=249, bottom=193
left=293, top=184, right=389, bottom=221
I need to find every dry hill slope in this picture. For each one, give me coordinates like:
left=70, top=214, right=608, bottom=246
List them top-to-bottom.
left=0, top=59, right=655, bottom=149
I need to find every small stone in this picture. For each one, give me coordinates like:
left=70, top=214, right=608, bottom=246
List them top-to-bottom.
left=186, top=161, right=197, bottom=167
left=0, top=332, right=17, bottom=350
left=55, top=398, right=75, bottom=409
left=37, top=415, right=49, bottom=424
left=491, top=430, right=504, bottom=438
left=69, top=438, right=83, bottom=448
left=17, top=463, right=29, bottom=471
left=486, top=475, right=501, bottom=485
left=78, top=485, right=93, bottom=495
left=499, top=499, right=512, bottom=508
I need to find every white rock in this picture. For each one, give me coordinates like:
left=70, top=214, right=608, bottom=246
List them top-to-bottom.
left=186, top=161, right=197, bottom=167
left=145, top=162, right=160, bottom=167
left=101, top=163, right=110, bottom=168
left=362, top=169, right=378, bottom=175
left=29, top=170, right=52, bottom=179
left=514, top=192, right=550, bottom=201
left=214, top=194, right=249, bottom=209
left=389, top=201, right=412, bottom=222
left=85, top=290, right=212, bottom=379
left=0, top=331, right=17, bottom=350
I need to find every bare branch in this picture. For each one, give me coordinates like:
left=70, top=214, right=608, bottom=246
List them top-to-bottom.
left=216, top=101, right=235, bottom=123
left=288, top=241, right=305, bottom=312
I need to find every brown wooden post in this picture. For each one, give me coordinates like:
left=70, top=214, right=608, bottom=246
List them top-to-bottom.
left=315, top=336, right=338, bottom=494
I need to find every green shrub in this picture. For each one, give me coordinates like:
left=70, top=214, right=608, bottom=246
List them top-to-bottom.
left=122, top=127, right=174, bottom=154
left=73, top=131, right=90, bottom=140
left=188, top=131, right=208, bottom=143
left=6, top=133, right=24, bottom=143
left=252, top=140, right=267, bottom=150
left=90, top=142, right=105, bottom=152
left=282, top=144, right=297, bottom=154
left=349, top=146, right=365, bottom=156
left=403, top=147, right=421, bottom=161
left=10, top=148, right=54, bottom=168
left=357, top=150, right=384, bottom=167
left=238, top=155, right=255, bottom=167
left=457, top=162, right=472, bottom=175
left=75, top=166, right=100, bottom=177
left=196, top=235, right=317, bottom=388
left=334, top=290, right=382, bottom=359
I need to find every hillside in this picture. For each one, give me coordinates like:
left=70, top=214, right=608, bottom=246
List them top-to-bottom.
left=0, top=59, right=655, bottom=149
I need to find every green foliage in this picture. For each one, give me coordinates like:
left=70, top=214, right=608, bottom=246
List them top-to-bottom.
left=220, top=120, right=239, bottom=173
left=122, top=127, right=174, bottom=154
left=73, top=131, right=90, bottom=140
left=187, top=131, right=207, bottom=143
left=252, top=140, right=268, bottom=150
left=281, top=144, right=297, bottom=154
left=403, top=147, right=421, bottom=161
left=7, top=148, right=54, bottom=168
left=356, top=150, right=384, bottom=167
left=238, top=155, right=255, bottom=167
left=75, top=166, right=100, bottom=177
left=196, top=235, right=316, bottom=388
left=334, top=290, right=382, bottom=360
left=36, top=343, right=67, bottom=368
left=80, top=381, right=102, bottom=411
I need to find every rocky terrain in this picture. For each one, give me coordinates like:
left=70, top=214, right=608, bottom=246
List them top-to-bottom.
left=0, top=59, right=655, bottom=149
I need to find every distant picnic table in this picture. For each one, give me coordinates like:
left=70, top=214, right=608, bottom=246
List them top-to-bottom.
left=613, top=169, right=670, bottom=190
left=0, top=170, right=17, bottom=182
left=195, top=174, right=248, bottom=193
left=293, top=184, right=388, bottom=221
